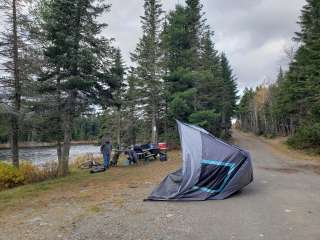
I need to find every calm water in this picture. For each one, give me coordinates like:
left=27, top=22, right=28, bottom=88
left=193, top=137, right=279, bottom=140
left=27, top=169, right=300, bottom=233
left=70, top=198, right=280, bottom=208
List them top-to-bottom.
left=0, top=145, right=100, bottom=165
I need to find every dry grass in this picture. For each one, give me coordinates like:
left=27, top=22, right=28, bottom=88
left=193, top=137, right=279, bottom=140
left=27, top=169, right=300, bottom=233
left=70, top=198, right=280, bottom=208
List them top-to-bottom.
left=236, top=130, right=320, bottom=162
left=259, top=135, right=320, bottom=162
left=0, top=150, right=181, bottom=215
left=0, top=162, right=58, bottom=190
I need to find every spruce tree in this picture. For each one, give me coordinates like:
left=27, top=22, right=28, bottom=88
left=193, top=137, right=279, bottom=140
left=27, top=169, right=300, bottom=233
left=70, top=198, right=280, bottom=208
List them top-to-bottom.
left=0, top=0, right=35, bottom=167
left=39, top=0, right=113, bottom=176
left=131, top=0, right=163, bottom=144
left=185, top=0, right=204, bottom=69
left=282, top=0, right=320, bottom=148
left=161, top=1, right=238, bottom=138
left=197, top=29, right=223, bottom=113
left=110, top=48, right=126, bottom=148
left=220, top=53, right=238, bottom=137
left=124, top=68, right=139, bottom=145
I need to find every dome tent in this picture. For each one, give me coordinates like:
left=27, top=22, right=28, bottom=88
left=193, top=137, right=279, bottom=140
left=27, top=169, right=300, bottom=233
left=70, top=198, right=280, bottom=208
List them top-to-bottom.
left=147, top=121, right=253, bottom=201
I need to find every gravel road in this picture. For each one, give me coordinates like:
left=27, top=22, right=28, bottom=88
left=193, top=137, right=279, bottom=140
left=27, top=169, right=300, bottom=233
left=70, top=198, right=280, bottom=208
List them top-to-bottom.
left=1, top=130, right=319, bottom=240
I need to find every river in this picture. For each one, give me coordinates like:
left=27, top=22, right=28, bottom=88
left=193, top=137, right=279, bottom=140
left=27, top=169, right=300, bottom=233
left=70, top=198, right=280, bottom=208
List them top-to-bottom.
left=0, top=144, right=100, bottom=165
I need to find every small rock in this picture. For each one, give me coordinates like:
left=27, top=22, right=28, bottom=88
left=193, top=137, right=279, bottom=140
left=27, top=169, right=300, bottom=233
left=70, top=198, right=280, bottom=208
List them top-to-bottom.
left=284, top=209, right=292, bottom=213
left=166, top=214, right=174, bottom=218
left=28, top=217, right=42, bottom=224
left=259, top=233, right=264, bottom=238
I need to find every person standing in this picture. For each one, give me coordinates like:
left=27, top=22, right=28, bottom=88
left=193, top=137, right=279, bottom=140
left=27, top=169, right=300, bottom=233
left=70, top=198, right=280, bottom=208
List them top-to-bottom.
left=100, top=138, right=112, bottom=169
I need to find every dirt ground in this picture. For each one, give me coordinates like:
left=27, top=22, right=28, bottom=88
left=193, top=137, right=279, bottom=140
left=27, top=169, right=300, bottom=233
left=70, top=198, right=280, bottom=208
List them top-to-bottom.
left=0, top=131, right=320, bottom=240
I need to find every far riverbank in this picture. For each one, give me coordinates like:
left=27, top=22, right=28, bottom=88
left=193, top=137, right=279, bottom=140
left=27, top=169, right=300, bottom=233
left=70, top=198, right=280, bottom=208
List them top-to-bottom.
left=0, top=140, right=98, bottom=150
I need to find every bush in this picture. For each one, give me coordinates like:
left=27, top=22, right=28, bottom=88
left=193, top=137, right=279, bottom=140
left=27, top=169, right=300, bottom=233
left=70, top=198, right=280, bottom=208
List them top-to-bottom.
left=189, top=110, right=221, bottom=137
left=287, top=122, right=320, bottom=153
left=0, top=162, right=58, bottom=190
left=0, top=163, right=25, bottom=189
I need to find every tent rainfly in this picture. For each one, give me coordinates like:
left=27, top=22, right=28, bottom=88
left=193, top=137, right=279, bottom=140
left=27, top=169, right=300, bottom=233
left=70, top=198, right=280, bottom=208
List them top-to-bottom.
left=147, top=121, right=253, bottom=201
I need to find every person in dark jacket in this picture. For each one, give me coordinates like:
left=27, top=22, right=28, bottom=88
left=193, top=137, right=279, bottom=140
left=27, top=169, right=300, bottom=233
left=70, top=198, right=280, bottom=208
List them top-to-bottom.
left=100, top=138, right=112, bottom=169
left=127, top=149, right=138, bottom=165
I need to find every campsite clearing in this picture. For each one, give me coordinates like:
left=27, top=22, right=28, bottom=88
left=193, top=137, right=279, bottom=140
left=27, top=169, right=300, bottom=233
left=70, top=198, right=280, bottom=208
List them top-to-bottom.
left=0, top=130, right=320, bottom=240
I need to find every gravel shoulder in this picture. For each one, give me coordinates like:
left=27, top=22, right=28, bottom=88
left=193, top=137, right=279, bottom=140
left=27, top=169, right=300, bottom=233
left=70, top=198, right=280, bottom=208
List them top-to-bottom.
left=1, top=131, right=320, bottom=240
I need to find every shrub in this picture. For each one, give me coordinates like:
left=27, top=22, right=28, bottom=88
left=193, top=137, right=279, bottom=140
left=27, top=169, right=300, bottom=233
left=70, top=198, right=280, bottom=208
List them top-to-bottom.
left=189, top=110, right=221, bottom=137
left=287, top=122, right=320, bottom=153
left=0, top=162, right=58, bottom=190
left=0, top=163, right=25, bottom=190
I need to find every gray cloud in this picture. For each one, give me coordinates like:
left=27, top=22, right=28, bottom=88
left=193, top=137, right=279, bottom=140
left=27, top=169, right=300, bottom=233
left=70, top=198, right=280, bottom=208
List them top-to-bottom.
left=0, top=0, right=306, bottom=92
left=103, top=0, right=306, bottom=92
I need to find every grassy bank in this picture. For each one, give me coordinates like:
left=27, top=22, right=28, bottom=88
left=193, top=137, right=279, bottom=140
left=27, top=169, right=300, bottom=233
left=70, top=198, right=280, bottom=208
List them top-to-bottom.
left=239, top=131, right=320, bottom=162
left=0, top=151, right=181, bottom=214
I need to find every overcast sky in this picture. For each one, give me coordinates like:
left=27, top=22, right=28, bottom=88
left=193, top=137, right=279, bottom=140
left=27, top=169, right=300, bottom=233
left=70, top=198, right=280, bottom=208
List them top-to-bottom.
left=0, top=0, right=306, bottom=92
left=102, top=0, right=306, bottom=92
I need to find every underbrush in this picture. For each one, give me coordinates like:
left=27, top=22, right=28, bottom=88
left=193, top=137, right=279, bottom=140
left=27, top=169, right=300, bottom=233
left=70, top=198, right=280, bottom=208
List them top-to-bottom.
left=287, top=122, right=320, bottom=154
left=0, top=153, right=101, bottom=191
left=0, top=162, right=58, bottom=190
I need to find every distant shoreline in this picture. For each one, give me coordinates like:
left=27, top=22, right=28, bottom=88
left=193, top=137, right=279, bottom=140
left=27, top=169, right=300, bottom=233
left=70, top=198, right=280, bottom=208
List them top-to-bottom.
left=0, top=141, right=98, bottom=150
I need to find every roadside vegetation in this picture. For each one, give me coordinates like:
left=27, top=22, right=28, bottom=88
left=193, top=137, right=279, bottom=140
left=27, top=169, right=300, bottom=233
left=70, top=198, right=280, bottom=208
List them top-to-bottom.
left=237, top=0, right=320, bottom=154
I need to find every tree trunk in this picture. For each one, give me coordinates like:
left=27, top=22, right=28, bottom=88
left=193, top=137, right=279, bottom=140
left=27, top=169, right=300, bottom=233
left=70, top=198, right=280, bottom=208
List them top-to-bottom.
left=11, top=0, right=21, bottom=168
left=164, top=99, right=168, bottom=144
left=151, top=103, right=157, bottom=144
left=116, top=107, right=121, bottom=148
left=221, top=110, right=226, bottom=136
left=58, top=112, right=72, bottom=176
left=10, top=117, right=19, bottom=168
left=57, top=141, right=62, bottom=163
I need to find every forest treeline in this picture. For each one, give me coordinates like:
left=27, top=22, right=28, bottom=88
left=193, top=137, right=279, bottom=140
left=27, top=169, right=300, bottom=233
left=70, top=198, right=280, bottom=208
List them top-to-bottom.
left=0, top=0, right=237, bottom=175
left=238, top=0, right=320, bottom=153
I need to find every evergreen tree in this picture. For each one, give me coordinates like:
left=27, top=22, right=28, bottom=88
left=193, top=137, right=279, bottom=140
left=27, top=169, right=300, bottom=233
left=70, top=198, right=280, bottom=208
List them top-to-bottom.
left=0, top=0, right=35, bottom=167
left=39, top=0, right=113, bottom=176
left=131, top=0, right=163, bottom=144
left=185, top=0, right=204, bottom=69
left=284, top=0, right=320, bottom=148
left=162, top=1, right=238, bottom=139
left=161, top=5, right=189, bottom=72
left=197, top=30, right=223, bottom=114
left=200, top=30, right=220, bottom=71
left=110, top=48, right=126, bottom=148
left=220, top=53, right=238, bottom=137
left=124, top=68, right=140, bottom=145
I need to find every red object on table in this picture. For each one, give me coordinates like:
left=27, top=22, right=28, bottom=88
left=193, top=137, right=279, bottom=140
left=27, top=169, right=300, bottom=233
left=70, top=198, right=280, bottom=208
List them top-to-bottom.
left=158, top=142, right=168, bottom=151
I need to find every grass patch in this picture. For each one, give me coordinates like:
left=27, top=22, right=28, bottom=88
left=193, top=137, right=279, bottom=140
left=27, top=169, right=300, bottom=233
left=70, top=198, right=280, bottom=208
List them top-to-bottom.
left=0, top=151, right=181, bottom=214
left=0, top=167, right=92, bottom=211
left=89, top=205, right=103, bottom=213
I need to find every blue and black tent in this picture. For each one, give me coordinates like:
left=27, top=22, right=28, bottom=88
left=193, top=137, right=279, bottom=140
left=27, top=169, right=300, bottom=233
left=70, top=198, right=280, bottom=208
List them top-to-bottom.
left=147, top=121, right=253, bottom=201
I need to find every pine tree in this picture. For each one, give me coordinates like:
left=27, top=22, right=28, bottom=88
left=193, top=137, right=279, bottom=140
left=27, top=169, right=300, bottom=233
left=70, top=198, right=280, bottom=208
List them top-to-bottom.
left=0, top=0, right=35, bottom=167
left=39, top=0, right=113, bottom=176
left=131, top=0, right=163, bottom=144
left=185, top=0, right=204, bottom=69
left=281, top=0, right=320, bottom=148
left=161, top=2, right=238, bottom=138
left=197, top=29, right=223, bottom=113
left=200, top=30, right=220, bottom=71
left=110, top=48, right=126, bottom=148
left=220, top=53, right=238, bottom=137
left=124, top=68, right=139, bottom=145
